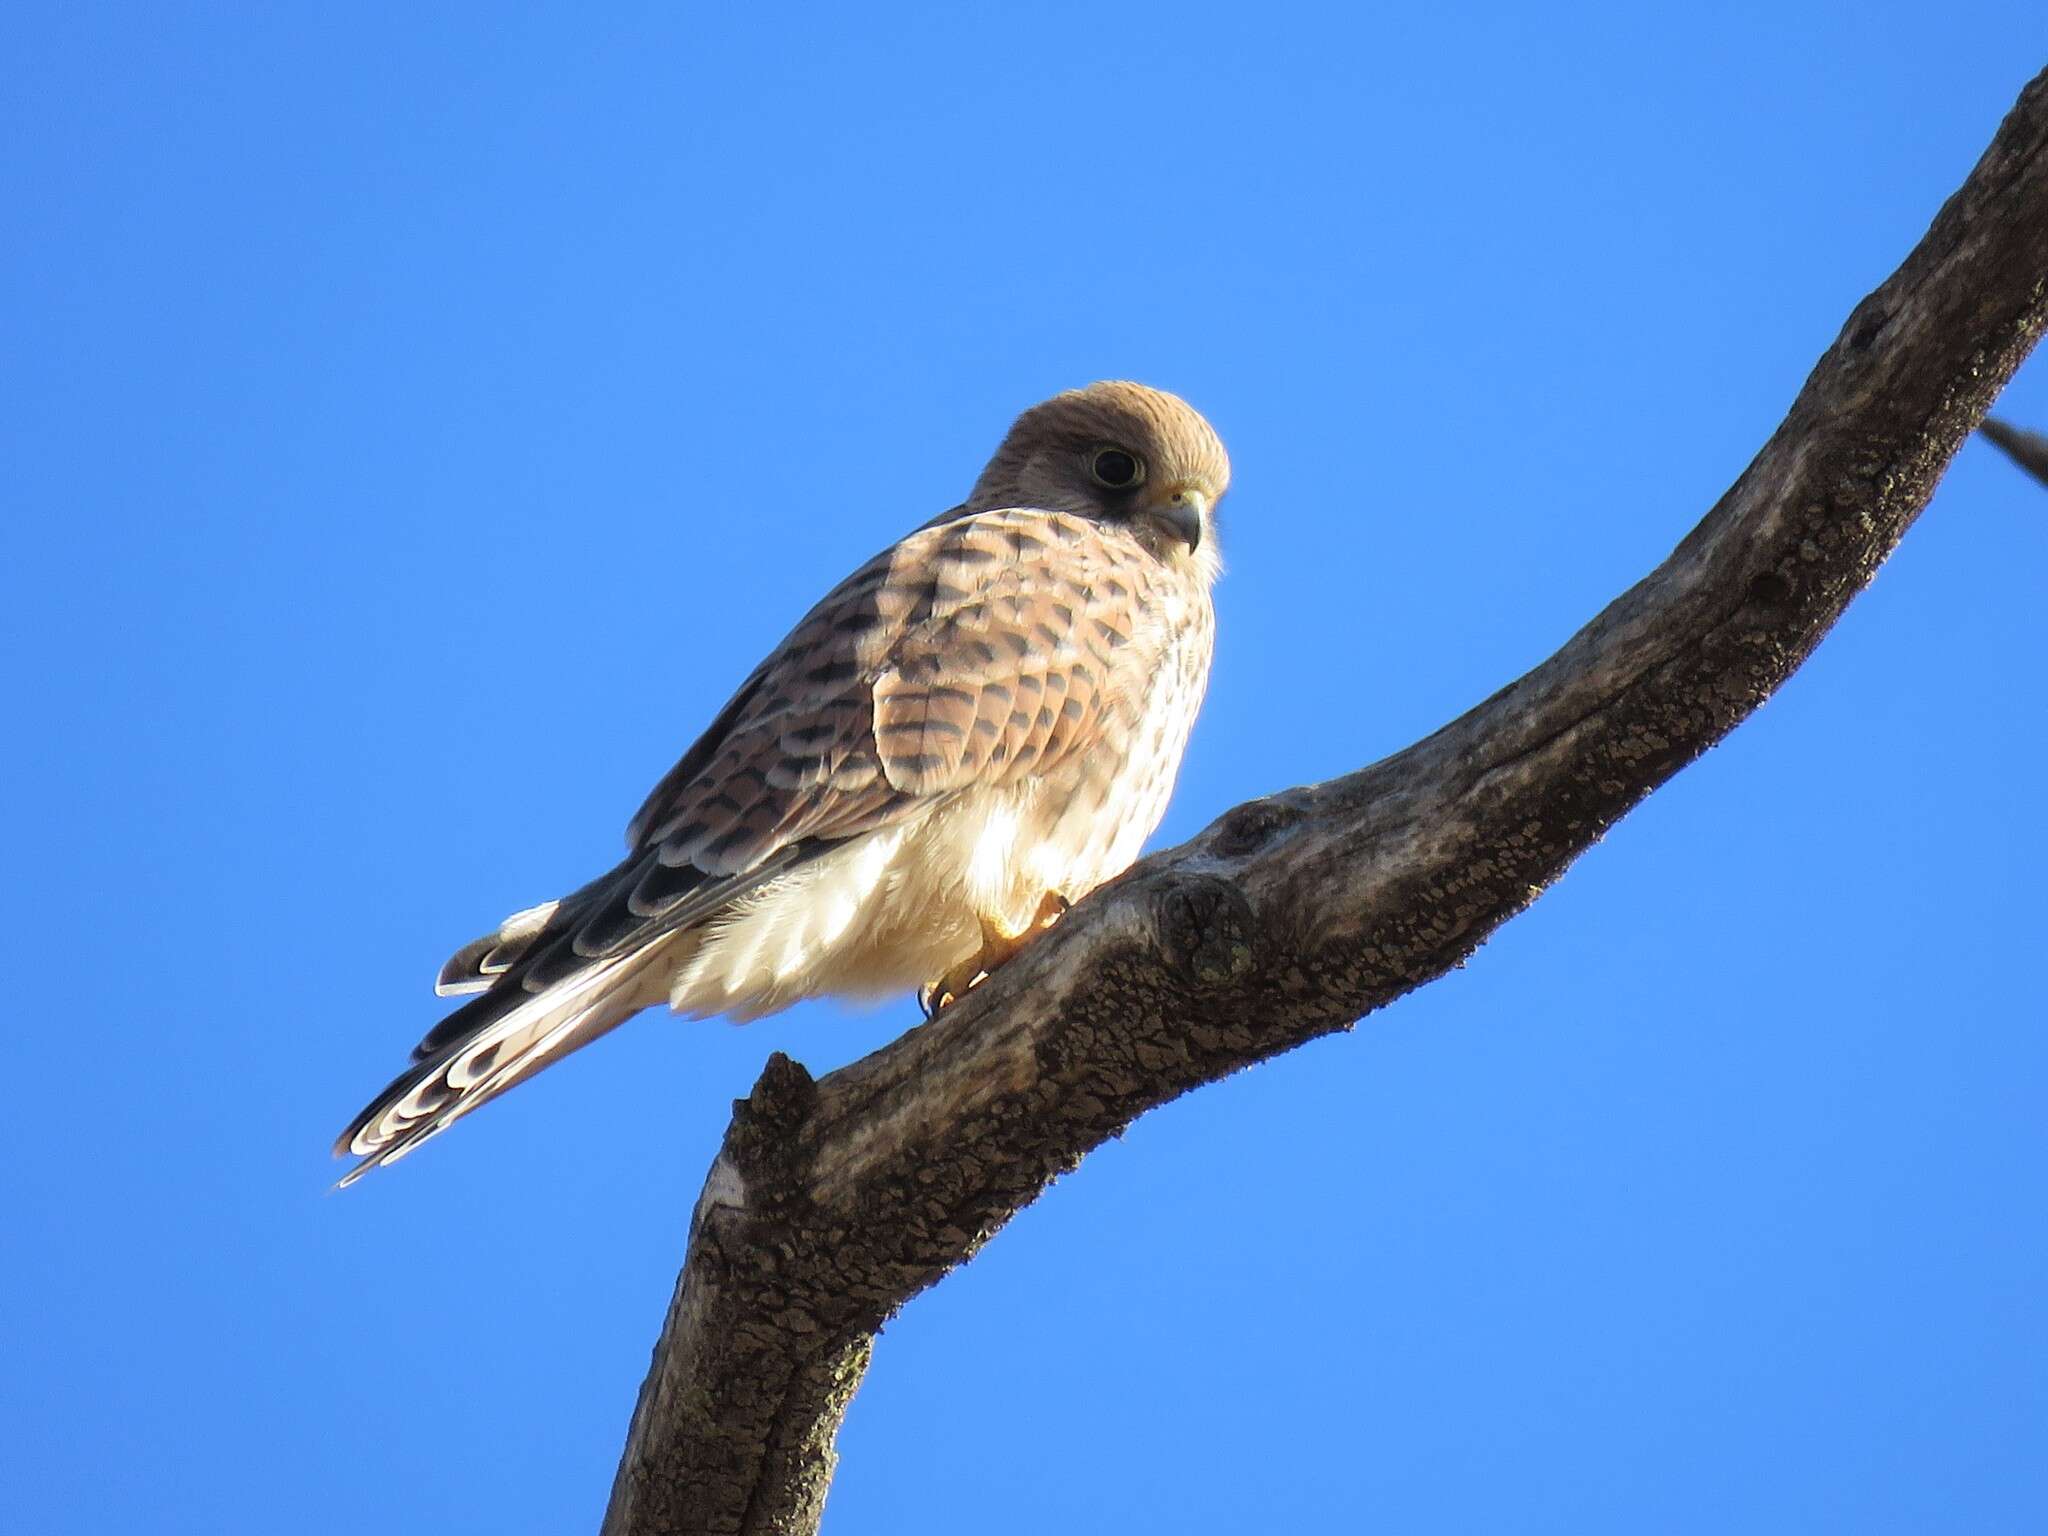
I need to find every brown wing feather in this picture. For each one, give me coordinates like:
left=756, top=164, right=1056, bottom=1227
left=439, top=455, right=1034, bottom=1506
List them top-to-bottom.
left=626, top=507, right=1167, bottom=873
left=870, top=510, right=1156, bottom=796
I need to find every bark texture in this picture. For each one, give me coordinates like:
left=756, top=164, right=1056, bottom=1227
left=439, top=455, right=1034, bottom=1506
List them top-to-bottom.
left=604, top=68, right=2048, bottom=1536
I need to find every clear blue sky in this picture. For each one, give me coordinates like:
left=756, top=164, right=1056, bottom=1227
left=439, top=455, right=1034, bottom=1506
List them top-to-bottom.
left=4, top=6, right=2043, bottom=1532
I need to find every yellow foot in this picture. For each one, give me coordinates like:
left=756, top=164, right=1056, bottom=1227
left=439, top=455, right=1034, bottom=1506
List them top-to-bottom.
left=919, top=891, right=1071, bottom=1016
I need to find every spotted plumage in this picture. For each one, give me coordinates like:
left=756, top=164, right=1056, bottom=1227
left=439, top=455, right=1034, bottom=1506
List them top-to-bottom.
left=336, top=381, right=1230, bottom=1183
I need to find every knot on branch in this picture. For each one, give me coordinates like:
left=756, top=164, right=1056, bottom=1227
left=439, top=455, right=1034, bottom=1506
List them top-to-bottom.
left=1845, top=300, right=1893, bottom=353
left=1745, top=567, right=1796, bottom=610
left=1209, top=796, right=1305, bottom=858
left=1152, top=875, right=1257, bottom=989
left=727, top=1051, right=817, bottom=1179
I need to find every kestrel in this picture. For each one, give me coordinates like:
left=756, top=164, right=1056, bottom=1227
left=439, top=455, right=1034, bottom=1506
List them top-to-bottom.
left=336, top=381, right=1230, bottom=1183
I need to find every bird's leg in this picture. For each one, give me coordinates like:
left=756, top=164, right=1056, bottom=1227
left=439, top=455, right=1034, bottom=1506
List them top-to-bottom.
left=920, top=891, right=1071, bottom=1015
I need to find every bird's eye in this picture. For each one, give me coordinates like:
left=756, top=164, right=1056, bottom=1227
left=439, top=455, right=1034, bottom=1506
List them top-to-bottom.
left=1088, top=447, right=1143, bottom=490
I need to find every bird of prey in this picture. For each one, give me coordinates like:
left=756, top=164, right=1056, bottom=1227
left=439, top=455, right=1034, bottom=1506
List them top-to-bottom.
left=336, top=381, right=1230, bottom=1184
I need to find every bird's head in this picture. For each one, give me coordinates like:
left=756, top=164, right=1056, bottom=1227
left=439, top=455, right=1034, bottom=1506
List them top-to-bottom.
left=967, top=381, right=1231, bottom=579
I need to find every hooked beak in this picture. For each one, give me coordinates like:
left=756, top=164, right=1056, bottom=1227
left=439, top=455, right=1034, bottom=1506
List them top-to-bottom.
left=1145, top=484, right=1208, bottom=552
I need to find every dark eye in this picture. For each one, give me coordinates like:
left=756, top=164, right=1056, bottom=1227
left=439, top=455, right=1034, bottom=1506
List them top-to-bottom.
left=1088, top=447, right=1143, bottom=490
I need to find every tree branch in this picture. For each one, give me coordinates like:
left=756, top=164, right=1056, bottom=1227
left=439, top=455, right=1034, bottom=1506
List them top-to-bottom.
left=604, top=69, right=2048, bottom=1536
left=1981, top=415, right=2048, bottom=486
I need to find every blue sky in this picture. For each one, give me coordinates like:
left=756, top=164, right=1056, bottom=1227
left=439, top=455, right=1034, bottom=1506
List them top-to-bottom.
left=4, top=5, right=2044, bottom=1532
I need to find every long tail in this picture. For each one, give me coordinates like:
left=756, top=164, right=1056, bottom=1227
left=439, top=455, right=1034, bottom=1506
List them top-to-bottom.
left=334, top=844, right=814, bottom=1185
left=332, top=935, right=680, bottom=1186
